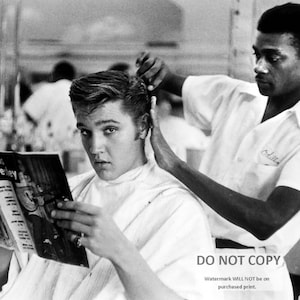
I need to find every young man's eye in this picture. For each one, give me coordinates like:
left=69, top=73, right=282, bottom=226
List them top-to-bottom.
left=104, top=127, right=117, bottom=135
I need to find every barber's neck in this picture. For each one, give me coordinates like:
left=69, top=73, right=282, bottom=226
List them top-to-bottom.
left=262, top=94, right=299, bottom=122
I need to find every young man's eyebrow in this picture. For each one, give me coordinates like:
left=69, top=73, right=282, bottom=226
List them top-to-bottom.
left=95, top=119, right=120, bottom=126
left=76, top=120, right=120, bottom=128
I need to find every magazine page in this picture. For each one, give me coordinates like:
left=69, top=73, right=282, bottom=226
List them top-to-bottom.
left=13, top=152, right=89, bottom=267
left=13, top=152, right=88, bottom=267
left=0, top=154, right=36, bottom=252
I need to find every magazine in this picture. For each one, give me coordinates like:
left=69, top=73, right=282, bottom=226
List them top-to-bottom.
left=0, top=151, right=89, bottom=267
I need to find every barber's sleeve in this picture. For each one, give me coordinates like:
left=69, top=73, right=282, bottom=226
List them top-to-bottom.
left=182, top=75, right=240, bottom=132
left=267, top=149, right=300, bottom=255
left=277, top=149, right=300, bottom=191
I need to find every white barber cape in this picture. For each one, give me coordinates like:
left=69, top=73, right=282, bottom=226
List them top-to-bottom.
left=183, top=75, right=300, bottom=300
left=0, top=159, right=221, bottom=300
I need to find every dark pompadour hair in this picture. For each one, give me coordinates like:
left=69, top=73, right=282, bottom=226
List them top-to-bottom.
left=257, top=3, right=300, bottom=55
left=69, top=70, right=151, bottom=124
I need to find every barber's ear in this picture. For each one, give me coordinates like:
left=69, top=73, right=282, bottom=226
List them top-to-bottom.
left=137, top=113, right=150, bottom=139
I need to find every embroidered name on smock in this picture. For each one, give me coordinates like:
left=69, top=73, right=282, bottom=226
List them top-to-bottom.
left=260, top=149, right=280, bottom=165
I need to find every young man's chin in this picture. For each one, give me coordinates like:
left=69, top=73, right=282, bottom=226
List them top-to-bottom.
left=95, top=166, right=126, bottom=181
left=94, top=167, right=115, bottom=181
left=97, top=172, right=117, bottom=181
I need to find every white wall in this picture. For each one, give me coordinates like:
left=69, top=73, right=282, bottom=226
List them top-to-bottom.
left=5, top=0, right=300, bottom=78
left=14, top=0, right=234, bottom=76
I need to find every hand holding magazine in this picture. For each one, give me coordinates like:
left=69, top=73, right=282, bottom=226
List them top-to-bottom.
left=0, top=151, right=88, bottom=267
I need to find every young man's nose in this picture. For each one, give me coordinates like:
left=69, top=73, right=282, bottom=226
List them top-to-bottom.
left=254, top=58, right=269, bottom=74
left=90, top=134, right=106, bottom=153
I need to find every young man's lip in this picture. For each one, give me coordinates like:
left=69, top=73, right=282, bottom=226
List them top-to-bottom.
left=94, top=160, right=110, bottom=164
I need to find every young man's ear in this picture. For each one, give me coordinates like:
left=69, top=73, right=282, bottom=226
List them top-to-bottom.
left=137, top=113, right=150, bottom=139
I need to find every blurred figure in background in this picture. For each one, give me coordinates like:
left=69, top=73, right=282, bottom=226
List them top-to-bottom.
left=22, top=60, right=78, bottom=153
left=108, top=61, right=134, bottom=75
left=0, top=68, right=33, bottom=151
left=18, top=68, right=33, bottom=105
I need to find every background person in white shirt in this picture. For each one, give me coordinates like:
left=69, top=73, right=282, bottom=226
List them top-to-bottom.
left=136, top=3, right=300, bottom=300
left=23, top=60, right=78, bottom=152
left=0, top=71, right=219, bottom=300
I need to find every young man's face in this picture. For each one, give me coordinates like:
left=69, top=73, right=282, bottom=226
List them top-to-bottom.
left=253, top=31, right=300, bottom=98
left=74, top=100, right=146, bottom=181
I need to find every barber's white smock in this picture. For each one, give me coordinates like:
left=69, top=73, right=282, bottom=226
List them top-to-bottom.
left=183, top=75, right=300, bottom=299
left=1, top=160, right=220, bottom=300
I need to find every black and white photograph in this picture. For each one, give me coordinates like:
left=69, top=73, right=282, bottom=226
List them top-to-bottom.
left=1, top=0, right=300, bottom=299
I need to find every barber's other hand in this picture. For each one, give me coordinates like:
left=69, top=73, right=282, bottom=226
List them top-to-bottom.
left=136, top=52, right=171, bottom=90
left=150, top=96, right=180, bottom=172
left=51, top=202, right=128, bottom=261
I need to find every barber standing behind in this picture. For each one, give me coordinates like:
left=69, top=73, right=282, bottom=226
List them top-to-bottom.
left=137, top=3, right=300, bottom=300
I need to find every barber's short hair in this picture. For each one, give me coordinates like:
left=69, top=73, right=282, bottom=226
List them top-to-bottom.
left=257, top=3, right=300, bottom=55
left=69, top=70, right=151, bottom=124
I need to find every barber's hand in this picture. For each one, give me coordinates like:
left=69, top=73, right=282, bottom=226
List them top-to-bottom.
left=136, top=52, right=171, bottom=90
left=150, top=96, right=180, bottom=172
left=51, top=202, right=128, bottom=260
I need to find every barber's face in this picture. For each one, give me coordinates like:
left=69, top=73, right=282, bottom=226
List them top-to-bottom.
left=253, top=31, right=300, bottom=98
left=74, top=100, right=146, bottom=181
